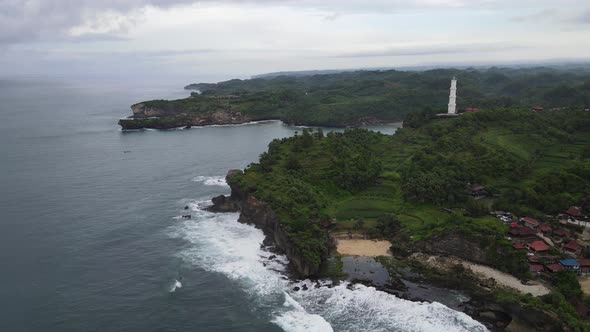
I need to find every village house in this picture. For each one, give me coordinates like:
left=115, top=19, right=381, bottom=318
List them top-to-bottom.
left=531, top=105, right=544, bottom=112
left=468, top=184, right=487, bottom=198
left=521, top=217, right=540, bottom=229
left=538, top=224, right=552, bottom=234
left=510, top=226, right=537, bottom=237
left=553, top=228, right=570, bottom=238
left=528, top=240, right=550, bottom=253
left=564, top=240, right=583, bottom=255
left=513, top=242, right=526, bottom=250
left=560, top=259, right=580, bottom=273
left=579, top=259, right=590, bottom=274
left=546, top=263, right=564, bottom=273
left=529, top=264, right=544, bottom=273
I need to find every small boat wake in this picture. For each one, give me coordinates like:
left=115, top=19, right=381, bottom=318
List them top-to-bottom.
left=168, top=200, right=488, bottom=332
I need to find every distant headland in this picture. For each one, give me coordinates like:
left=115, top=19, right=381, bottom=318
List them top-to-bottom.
left=118, top=66, right=590, bottom=130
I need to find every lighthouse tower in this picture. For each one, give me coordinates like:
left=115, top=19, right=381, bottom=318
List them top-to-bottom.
left=448, top=77, right=457, bottom=114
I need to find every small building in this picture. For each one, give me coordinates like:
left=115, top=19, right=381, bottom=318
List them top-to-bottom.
left=531, top=105, right=544, bottom=112
left=464, top=107, right=480, bottom=113
left=468, top=184, right=487, bottom=197
left=566, top=206, right=583, bottom=218
left=521, top=217, right=540, bottom=229
left=538, top=224, right=552, bottom=234
left=510, top=226, right=536, bottom=237
left=553, top=228, right=570, bottom=238
left=529, top=240, right=550, bottom=252
left=564, top=240, right=583, bottom=254
left=513, top=242, right=526, bottom=250
left=528, top=256, right=540, bottom=263
left=560, top=258, right=580, bottom=272
left=579, top=259, right=590, bottom=274
left=546, top=263, right=564, bottom=273
left=529, top=264, right=544, bottom=273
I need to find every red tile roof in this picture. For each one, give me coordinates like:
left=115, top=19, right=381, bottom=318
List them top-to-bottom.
left=532, top=106, right=544, bottom=111
left=566, top=206, right=583, bottom=217
left=521, top=217, right=540, bottom=225
left=538, top=224, right=552, bottom=233
left=518, top=227, right=537, bottom=236
left=553, top=228, right=570, bottom=237
left=529, top=240, right=550, bottom=252
left=564, top=240, right=582, bottom=252
left=513, top=242, right=526, bottom=250
left=528, top=256, right=540, bottom=263
left=578, top=259, right=590, bottom=267
left=546, top=263, right=564, bottom=272
left=529, top=264, right=544, bottom=272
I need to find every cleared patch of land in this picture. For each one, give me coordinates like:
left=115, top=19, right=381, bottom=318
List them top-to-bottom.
left=336, top=239, right=392, bottom=257
left=579, top=277, right=590, bottom=296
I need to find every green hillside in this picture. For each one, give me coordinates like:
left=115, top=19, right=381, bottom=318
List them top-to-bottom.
left=229, top=108, right=590, bottom=272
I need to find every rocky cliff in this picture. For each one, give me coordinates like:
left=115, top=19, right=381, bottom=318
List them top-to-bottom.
left=118, top=103, right=253, bottom=130
left=209, top=170, right=321, bottom=278
left=412, top=231, right=491, bottom=265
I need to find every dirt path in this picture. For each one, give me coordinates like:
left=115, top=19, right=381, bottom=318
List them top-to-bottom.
left=412, top=253, right=550, bottom=296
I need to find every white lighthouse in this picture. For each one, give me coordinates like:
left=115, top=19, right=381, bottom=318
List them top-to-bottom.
left=447, top=77, right=457, bottom=114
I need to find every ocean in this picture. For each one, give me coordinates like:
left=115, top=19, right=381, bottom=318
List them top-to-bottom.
left=0, top=78, right=487, bottom=331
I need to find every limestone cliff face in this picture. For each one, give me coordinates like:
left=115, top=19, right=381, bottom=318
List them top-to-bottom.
left=119, top=104, right=253, bottom=129
left=217, top=170, right=320, bottom=278
left=413, top=231, right=490, bottom=265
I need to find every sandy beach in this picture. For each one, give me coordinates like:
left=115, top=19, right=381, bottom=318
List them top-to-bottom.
left=336, top=239, right=392, bottom=257
left=411, top=253, right=550, bottom=296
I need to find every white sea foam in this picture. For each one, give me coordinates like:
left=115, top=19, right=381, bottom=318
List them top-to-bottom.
left=191, top=176, right=228, bottom=187
left=170, top=201, right=488, bottom=332
left=169, top=279, right=182, bottom=293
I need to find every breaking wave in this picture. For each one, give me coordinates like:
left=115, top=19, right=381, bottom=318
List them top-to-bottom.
left=191, top=175, right=228, bottom=187
left=169, top=201, right=487, bottom=332
left=169, top=279, right=182, bottom=293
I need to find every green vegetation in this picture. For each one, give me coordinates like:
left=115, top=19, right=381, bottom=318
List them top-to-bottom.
left=129, top=66, right=590, bottom=128
left=231, top=108, right=590, bottom=282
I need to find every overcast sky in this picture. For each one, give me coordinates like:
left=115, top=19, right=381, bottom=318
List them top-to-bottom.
left=1, top=0, right=589, bottom=82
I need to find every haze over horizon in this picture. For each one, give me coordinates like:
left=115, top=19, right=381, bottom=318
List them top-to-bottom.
left=1, top=0, right=590, bottom=82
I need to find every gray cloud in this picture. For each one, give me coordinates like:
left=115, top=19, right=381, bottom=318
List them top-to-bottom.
left=0, top=0, right=548, bottom=45
left=0, top=0, right=198, bottom=44
left=577, top=10, right=590, bottom=24
left=333, top=43, right=528, bottom=58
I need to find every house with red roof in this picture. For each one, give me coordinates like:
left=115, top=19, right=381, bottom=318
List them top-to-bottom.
left=531, top=105, right=544, bottom=112
left=566, top=206, right=583, bottom=218
left=521, top=217, right=540, bottom=229
left=538, top=224, right=552, bottom=234
left=510, top=226, right=536, bottom=237
left=553, top=228, right=570, bottom=238
left=528, top=240, right=550, bottom=252
left=564, top=240, right=583, bottom=254
left=513, top=242, right=526, bottom=250
left=528, top=256, right=540, bottom=263
left=579, top=259, right=590, bottom=274
left=546, top=263, right=564, bottom=273
left=529, top=264, right=544, bottom=273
